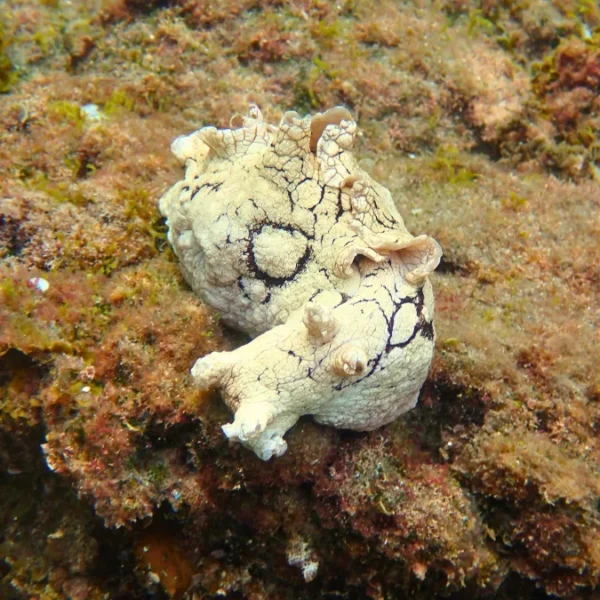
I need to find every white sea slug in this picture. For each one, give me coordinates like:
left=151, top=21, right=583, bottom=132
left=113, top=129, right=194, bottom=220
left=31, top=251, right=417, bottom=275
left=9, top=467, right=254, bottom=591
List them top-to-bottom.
left=160, top=106, right=442, bottom=459
left=192, top=249, right=438, bottom=460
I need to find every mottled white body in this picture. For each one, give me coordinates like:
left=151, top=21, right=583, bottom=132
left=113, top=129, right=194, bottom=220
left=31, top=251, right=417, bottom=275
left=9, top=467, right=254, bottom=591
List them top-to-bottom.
left=159, top=106, right=437, bottom=337
left=160, top=106, right=442, bottom=460
left=192, top=255, right=436, bottom=460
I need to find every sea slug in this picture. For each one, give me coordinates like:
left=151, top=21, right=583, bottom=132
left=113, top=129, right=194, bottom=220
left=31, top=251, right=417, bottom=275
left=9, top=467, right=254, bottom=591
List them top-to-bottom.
left=159, top=106, right=442, bottom=459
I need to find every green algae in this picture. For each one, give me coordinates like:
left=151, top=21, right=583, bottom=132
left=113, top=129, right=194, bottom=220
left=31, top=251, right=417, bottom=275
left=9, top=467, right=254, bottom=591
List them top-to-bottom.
left=0, top=23, right=17, bottom=93
left=103, top=88, right=136, bottom=115
left=48, top=100, right=86, bottom=128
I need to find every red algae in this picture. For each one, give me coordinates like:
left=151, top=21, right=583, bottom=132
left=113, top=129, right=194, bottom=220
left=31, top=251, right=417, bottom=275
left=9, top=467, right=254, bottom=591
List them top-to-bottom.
left=1, top=0, right=600, bottom=599
left=134, top=520, right=194, bottom=599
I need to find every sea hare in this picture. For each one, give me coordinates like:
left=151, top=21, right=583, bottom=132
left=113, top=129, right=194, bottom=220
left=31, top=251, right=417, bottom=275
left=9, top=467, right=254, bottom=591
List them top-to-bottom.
left=159, top=105, right=442, bottom=460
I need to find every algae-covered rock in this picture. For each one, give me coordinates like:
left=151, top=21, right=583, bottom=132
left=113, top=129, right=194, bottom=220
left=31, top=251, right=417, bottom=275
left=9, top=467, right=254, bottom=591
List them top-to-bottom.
left=1, top=1, right=599, bottom=599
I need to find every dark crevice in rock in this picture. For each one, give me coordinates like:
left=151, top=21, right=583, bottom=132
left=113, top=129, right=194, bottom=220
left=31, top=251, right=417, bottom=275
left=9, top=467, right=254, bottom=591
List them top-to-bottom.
left=470, top=127, right=502, bottom=162
left=0, top=214, right=27, bottom=257
left=436, top=255, right=471, bottom=276
left=0, top=349, right=51, bottom=475
left=405, top=378, right=489, bottom=461
left=145, top=418, right=202, bottom=452
left=92, top=520, right=165, bottom=600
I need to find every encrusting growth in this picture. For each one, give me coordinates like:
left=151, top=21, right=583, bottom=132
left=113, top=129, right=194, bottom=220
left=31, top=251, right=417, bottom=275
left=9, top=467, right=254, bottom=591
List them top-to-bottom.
left=160, top=105, right=442, bottom=459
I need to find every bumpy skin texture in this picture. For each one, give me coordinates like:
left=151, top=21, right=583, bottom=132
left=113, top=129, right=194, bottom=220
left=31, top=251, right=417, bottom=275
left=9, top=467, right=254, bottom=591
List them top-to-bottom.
left=159, top=106, right=436, bottom=336
left=160, top=106, right=442, bottom=460
left=192, top=254, right=436, bottom=460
